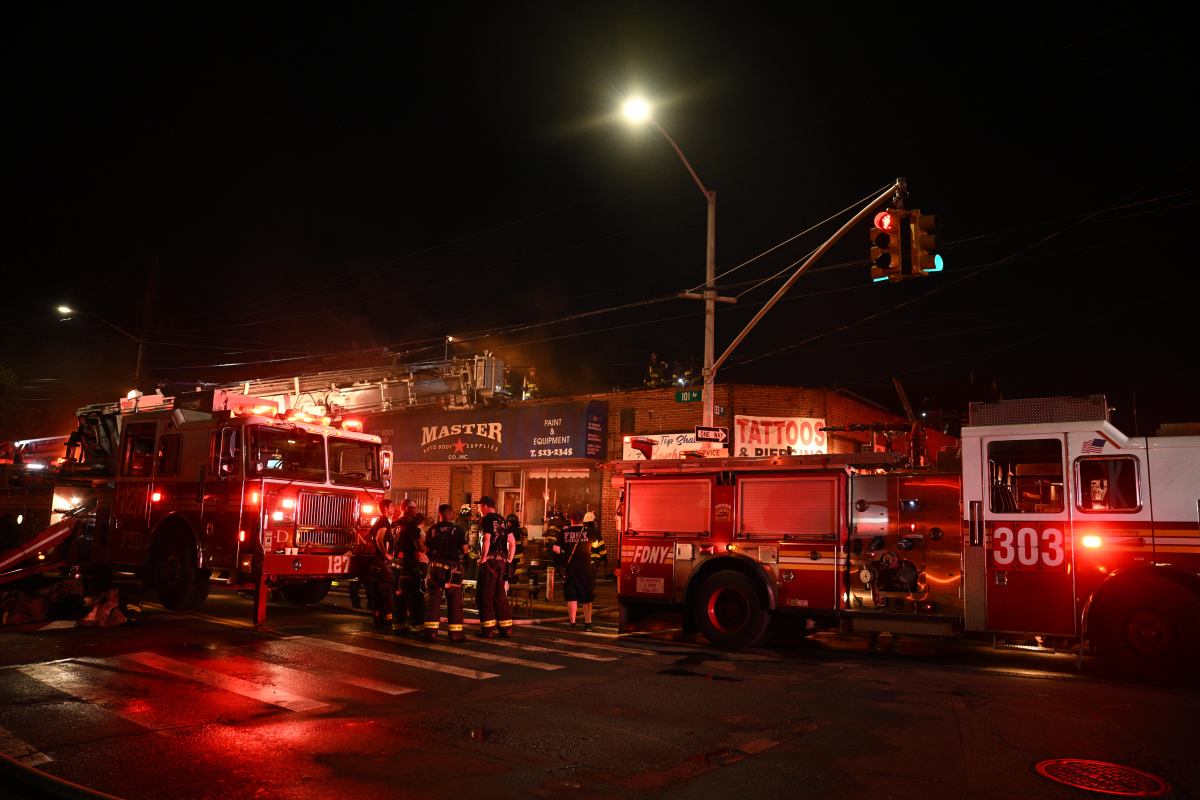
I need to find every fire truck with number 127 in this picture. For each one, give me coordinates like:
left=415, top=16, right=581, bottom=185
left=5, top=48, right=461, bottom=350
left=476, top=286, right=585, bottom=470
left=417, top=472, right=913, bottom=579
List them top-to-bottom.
left=0, top=389, right=391, bottom=625
left=615, top=396, right=1200, bottom=676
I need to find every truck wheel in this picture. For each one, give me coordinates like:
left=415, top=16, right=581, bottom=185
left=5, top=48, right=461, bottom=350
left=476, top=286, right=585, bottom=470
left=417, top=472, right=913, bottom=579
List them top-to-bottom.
left=154, top=530, right=209, bottom=611
left=694, top=571, right=770, bottom=649
left=280, top=579, right=332, bottom=605
left=1093, top=579, right=1200, bottom=681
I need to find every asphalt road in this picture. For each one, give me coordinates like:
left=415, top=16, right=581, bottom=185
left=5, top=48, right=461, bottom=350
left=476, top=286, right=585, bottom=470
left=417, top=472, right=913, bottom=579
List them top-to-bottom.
left=1, top=583, right=1195, bottom=800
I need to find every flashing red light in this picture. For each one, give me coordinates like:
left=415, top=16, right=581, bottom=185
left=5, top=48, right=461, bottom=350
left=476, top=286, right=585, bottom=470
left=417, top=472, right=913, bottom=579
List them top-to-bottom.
left=873, top=211, right=895, bottom=232
left=341, top=419, right=364, bottom=432
left=150, top=491, right=163, bottom=503
left=249, top=491, right=260, bottom=504
left=362, top=503, right=375, bottom=515
left=238, top=530, right=246, bottom=542
left=1082, top=535, right=1102, bottom=549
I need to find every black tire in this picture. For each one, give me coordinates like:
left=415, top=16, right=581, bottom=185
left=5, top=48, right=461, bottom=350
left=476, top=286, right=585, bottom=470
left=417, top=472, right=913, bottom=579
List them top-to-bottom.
left=154, top=529, right=209, bottom=611
left=693, top=571, right=770, bottom=649
left=1092, top=578, right=1200, bottom=681
left=280, top=579, right=332, bottom=605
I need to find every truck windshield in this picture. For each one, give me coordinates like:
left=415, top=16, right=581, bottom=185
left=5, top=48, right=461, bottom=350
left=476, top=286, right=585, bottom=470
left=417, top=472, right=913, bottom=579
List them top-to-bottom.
left=249, top=426, right=326, bottom=482
left=328, top=437, right=382, bottom=487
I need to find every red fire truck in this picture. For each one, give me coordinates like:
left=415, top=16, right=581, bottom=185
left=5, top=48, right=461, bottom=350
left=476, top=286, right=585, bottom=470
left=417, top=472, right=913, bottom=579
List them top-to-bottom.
left=0, top=389, right=391, bottom=626
left=615, top=396, right=1200, bottom=676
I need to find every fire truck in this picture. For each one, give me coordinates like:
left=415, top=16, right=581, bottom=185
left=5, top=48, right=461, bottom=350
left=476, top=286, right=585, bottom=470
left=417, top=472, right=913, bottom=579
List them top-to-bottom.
left=0, top=389, right=391, bottom=626
left=615, top=396, right=1200, bottom=676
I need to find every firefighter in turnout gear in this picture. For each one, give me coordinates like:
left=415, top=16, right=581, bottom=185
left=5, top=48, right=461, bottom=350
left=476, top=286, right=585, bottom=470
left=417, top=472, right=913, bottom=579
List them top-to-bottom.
left=475, top=496, right=515, bottom=638
left=369, top=499, right=396, bottom=629
left=391, top=499, right=427, bottom=635
left=423, top=504, right=468, bottom=641
left=553, top=509, right=595, bottom=630
left=584, top=511, right=608, bottom=579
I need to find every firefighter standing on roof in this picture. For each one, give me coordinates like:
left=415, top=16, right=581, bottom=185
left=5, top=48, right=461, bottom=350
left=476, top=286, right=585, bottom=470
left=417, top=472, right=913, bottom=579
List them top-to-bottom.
left=475, top=496, right=515, bottom=638
left=423, top=504, right=468, bottom=641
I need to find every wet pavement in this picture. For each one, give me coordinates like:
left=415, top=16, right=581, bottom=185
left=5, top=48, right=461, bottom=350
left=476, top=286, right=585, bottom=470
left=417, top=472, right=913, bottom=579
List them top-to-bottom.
left=1, top=580, right=1196, bottom=799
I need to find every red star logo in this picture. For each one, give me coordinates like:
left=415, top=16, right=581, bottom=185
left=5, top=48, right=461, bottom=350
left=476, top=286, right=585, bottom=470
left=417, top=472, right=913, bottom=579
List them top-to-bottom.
left=453, top=438, right=466, bottom=454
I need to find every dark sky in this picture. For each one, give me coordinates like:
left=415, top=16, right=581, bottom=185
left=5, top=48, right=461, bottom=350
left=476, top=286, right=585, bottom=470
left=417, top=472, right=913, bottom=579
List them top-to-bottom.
left=4, top=5, right=1196, bottom=439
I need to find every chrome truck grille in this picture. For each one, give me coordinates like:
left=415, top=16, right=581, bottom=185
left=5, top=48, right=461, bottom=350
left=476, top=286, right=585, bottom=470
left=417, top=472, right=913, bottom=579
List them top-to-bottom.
left=298, top=492, right=356, bottom=529
left=296, top=529, right=356, bottom=548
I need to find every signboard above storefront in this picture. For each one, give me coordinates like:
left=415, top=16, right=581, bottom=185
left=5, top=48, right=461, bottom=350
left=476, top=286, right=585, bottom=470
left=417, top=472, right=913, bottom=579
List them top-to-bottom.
left=373, top=400, right=608, bottom=463
left=733, top=415, right=828, bottom=457
left=623, top=432, right=729, bottom=460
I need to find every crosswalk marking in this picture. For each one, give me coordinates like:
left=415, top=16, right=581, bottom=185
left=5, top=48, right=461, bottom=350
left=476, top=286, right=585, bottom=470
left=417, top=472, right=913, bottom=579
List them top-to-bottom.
left=355, top=632, right=564, bottom=671
left=535, top=635, right=658, bottom=656
left=288, top=636, right=498, bottom=680
left=485, top=637, right=617, bottom=662
left=191, top=651, right=418, bottom=697
left=123, top=652, right=333, bottom=714
left=17, top=661, right=203, bottom=731
left=0, top=725, right=51, bottom=767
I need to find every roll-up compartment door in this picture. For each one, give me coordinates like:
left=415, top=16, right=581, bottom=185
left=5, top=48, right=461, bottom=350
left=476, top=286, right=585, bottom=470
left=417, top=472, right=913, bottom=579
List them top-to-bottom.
left=738, top=476, right=838, bottom=540
left=626, top=479, right=711, bottom=534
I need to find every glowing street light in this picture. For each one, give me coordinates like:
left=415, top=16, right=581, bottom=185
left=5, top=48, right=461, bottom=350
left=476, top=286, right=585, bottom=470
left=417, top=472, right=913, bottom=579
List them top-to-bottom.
left=620, top=96, right=734, bottom=437
left=56, top=304, right=146, bottom=393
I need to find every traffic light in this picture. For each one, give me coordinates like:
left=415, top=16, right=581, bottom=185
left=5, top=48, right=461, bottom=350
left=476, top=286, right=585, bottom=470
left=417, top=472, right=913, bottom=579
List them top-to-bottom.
left=869, top=209, right=906, bottom=283
left=910, top=211, right=943, bottom=274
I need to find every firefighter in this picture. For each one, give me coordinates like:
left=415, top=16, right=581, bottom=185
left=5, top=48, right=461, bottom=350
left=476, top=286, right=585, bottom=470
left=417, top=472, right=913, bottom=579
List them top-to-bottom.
left=644, top=352, right=664, bottom=388
left=522, top=367, right=540, bottom=401
left=475, top=496, right=515, bottom=638
left=369, top=499, right=395, bottom=630
left=391, top=499, right=427, bottom=635
left=423, top=504, right=468, bottom=641
left=552, top=509, right=594, bottom=631
left=584, top=511, right=608, bottom=579
left=506, top=513, right=527, bottom=585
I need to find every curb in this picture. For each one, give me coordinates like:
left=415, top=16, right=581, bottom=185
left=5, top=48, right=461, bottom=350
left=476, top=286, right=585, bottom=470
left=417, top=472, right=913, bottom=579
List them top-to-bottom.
left=0, top=752, right=126, bottom=800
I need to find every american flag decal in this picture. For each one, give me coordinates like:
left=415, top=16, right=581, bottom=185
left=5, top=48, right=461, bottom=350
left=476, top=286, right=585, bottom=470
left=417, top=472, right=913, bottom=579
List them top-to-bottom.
left=1082, top=437, right=1105, bottom=454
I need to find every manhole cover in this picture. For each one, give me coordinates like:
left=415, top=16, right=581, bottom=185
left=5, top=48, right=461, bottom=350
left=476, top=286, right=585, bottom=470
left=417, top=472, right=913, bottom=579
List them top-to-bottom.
left=1035, top=759, right=1171, bottom=797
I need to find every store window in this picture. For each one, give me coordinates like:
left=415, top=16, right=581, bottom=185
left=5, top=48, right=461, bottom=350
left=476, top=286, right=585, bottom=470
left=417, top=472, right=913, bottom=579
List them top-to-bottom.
left=524, top=468, right=601, bottom=532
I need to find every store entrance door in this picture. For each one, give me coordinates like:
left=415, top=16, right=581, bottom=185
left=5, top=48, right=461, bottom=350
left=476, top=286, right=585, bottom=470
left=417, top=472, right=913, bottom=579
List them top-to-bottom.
left=500, top=489, right=521, bottom=519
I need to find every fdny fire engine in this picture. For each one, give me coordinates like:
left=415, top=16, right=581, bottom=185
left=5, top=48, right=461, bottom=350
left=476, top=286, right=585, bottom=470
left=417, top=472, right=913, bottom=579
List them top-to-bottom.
left=0, top=389, right=391, bottom=626
left=615, top=396, right=1200, bottom=676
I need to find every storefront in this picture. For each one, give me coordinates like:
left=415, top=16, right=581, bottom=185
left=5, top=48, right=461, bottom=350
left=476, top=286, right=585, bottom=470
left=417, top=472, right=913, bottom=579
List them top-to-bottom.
left=368, top=400, right=608, bottom=539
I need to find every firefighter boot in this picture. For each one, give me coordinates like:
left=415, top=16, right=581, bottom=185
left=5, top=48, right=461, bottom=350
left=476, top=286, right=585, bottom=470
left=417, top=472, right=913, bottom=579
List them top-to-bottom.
left=476, top=620, right=498, bottom=638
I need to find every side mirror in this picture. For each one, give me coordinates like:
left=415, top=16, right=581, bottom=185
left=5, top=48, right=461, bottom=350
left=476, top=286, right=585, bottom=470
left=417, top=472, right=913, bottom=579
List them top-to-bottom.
left=380, top=447, right=393, bottom=489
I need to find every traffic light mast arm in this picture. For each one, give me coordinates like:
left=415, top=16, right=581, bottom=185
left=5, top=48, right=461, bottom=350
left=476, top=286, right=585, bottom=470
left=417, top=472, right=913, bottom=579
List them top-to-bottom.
left=711, top=180, right=899, bottom=375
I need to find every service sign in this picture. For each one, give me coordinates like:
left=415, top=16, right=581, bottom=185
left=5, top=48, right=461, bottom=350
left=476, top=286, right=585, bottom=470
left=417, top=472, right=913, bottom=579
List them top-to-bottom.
left=375, top=401, right=608, bottom=463
left=733, top=415, right=828, bottom=457
left=623, top=432, right=704, bottom=460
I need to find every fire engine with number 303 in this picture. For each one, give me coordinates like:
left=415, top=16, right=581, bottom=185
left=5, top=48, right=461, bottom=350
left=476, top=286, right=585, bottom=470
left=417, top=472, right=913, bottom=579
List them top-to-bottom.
left=0, top=389, right=392, bottom=626
left=614, top=396, right=1200, bottom=677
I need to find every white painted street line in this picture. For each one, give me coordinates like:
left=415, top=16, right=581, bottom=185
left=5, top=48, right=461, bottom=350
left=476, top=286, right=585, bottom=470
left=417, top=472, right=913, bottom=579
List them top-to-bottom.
left=355, top=631, right=564, bottom=671
left=535, top=635, right=658, bottom=656
left=288, top=636, right=498, bottom=680
left=486, top=637, right=617, bottom=662
left=196, top=651, right=418, bottom=697
left=123, top=652, right=333, bottom=714
left=17, top=661, right=189, bottom=731
left=0, top=725, right=51, bottom=767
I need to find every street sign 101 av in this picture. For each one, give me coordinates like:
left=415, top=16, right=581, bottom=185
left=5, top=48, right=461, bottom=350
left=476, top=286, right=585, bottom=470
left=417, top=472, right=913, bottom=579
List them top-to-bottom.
left=675, top=389, right=702, bottom=402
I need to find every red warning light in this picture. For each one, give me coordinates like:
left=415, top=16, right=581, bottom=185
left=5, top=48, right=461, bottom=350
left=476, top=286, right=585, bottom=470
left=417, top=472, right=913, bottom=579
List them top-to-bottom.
left=873, top=211, right=895, bottom=231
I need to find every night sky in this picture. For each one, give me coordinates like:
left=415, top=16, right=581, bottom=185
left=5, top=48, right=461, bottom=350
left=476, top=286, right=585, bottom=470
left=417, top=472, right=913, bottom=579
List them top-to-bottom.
left=4, top=5, right=1195, bottom=440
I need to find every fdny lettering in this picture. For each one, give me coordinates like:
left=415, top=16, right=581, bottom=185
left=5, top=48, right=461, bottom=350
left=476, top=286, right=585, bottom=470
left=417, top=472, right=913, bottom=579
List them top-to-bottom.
left=421, top=423, right=503, bottom=445
left=632, top=544, right=672, bottom=564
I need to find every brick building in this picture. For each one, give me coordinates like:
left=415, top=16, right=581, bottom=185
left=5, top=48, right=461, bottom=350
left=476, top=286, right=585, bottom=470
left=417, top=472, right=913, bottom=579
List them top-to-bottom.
left=367, top=383, right=940, bottom=558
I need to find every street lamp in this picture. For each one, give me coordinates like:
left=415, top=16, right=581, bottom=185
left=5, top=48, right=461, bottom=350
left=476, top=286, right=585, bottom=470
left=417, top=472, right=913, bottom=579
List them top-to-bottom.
left=621, top=97, right=734, bottom=434
left=56, top=305, right=146, bottom=393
